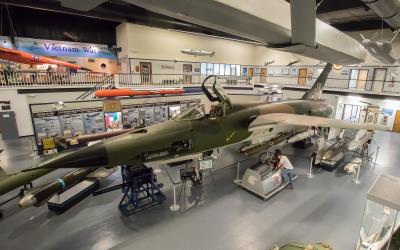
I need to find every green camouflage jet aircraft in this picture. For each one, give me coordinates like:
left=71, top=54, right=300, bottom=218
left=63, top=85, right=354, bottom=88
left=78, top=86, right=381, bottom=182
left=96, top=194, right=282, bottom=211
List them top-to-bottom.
left=20, top=62, right=383, bottom=173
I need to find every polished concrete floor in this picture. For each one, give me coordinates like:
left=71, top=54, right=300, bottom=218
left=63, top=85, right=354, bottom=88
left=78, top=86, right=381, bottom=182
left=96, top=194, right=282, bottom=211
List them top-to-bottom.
left=0, top=131, right=399, bottom=250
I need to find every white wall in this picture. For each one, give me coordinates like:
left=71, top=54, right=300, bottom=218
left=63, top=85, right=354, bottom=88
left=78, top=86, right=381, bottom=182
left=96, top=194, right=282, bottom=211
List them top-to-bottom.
left=115, top=23, right=314, bottom=72
left=0, top=90, right=87, bottom=136
left=335, top=95, right=400, bottom=130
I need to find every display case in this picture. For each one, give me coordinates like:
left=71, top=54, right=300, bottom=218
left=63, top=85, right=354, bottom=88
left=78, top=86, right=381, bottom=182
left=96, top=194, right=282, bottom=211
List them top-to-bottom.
left=356, top=175, right=400, bottom=250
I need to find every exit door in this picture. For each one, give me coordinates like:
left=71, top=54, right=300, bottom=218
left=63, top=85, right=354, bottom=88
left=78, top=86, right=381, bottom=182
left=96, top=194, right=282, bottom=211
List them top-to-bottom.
left=140, top=62, right=152, bottom=84
left=183, top=64, right=192, bottom=84
left=260, top=68, right=267, bottom=83
left=298, top=68, right=307, bottom=85
left=348, top=69, right=368, bottom=89
left=393, top=110, right=400, bottom=133
left=0, top=111, right=19, bottom=140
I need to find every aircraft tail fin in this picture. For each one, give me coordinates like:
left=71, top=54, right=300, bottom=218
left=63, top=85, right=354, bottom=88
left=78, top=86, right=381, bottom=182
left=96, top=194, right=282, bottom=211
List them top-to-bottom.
left=302, top=63, right=333, bottom=100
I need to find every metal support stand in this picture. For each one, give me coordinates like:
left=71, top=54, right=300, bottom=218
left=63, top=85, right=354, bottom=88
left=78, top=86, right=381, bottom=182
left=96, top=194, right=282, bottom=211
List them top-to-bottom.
left=374, top=146, right=380, bottom=168
left=307, top=157, right=314, bottom=178
left=154, top=161, right=161, bottom=173
left=236, top=162, right=240, bottom=182
left=352, top=162, right=362, bottom=184
left=118, top=165, right=166, bottom=216
left=169, top=185, right=180, bottom=212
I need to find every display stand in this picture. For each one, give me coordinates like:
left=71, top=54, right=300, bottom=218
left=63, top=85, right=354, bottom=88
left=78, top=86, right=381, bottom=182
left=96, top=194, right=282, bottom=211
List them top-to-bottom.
left=118, top=165, right=165, bottom=216
left=356, top=175, right=400, bottom=250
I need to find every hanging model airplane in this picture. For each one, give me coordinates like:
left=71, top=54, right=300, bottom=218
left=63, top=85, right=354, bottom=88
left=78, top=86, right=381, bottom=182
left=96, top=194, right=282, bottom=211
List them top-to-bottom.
left=360, top=31, right=400, bottom=65
left=0, top=47, right=92, bottom=71
left=180, top=49, right=215, bottom=57
left=19, top=63, right=387, bottom=172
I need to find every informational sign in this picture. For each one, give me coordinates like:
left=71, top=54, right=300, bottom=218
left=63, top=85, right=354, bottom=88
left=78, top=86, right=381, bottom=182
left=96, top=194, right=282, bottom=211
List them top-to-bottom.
left=0, top=36, right=116, bottom=59
left=103, top=99, right=121, bottom=112
left=180, top=100, right=191, bottom=111
left=156, top=102, right=168, bottom=122
left=145, top=103, right=155, bottom=125
left=169, top=103, right=181, bottom=119
left=122, top=104, right=139, bottom=128
left=82, top=108, right=105, bottom=134
left=59, top=109, right=84, bottom=137
left=32, top=111, right=62, bottom=144
left=105, top=112, right=123, bottom=131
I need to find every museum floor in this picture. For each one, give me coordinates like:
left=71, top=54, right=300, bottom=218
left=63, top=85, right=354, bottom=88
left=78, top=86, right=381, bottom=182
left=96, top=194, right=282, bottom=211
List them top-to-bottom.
left=0, top=131, right=399, bottom=250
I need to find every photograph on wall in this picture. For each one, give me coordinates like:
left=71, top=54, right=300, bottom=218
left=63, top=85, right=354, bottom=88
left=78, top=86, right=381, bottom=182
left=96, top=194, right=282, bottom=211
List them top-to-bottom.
left=242, top=67, right=248, bottom=76
left=254, top=67, right=261, bottom=75
left=267, top=68, right=275, bottom=76
left=289, top=68, right=298, bottom=77
left=180, top=100, right=191, bottom=111
left=168, top=101, right=181, bottom=119
left=144, top=103, right=155, bottom=125
left=159, top=103, right=168, bottom=122
left=122, top=104, right=139, bottom=128
left=138, top=104, right=146, bottom=126
left=82, top=108, right=105, bottom=134
left=59, top=110, right=84, bottom=137
left=32, top=111, right=62, bottom=144
left=105, top=112, right=123, bottom=131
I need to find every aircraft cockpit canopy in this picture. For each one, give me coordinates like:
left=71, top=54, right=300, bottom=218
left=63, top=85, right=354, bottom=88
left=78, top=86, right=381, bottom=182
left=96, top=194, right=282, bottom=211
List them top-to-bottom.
left=173, top=104, right=205, bottom=121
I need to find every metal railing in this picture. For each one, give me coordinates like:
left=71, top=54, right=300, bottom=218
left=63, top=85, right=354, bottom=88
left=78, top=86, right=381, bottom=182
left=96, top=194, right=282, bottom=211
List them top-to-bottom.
left=0, top=71, right=112, bottom=88
left=2, top=71, right=400, bottom=97
left=115, top=74, right=252, bottom=87
left=260, top=75, right=400, bottom=96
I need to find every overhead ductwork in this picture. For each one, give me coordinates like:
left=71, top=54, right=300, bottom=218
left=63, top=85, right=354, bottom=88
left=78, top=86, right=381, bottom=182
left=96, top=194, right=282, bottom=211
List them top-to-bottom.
left=361, top=0, right=400, bottom=28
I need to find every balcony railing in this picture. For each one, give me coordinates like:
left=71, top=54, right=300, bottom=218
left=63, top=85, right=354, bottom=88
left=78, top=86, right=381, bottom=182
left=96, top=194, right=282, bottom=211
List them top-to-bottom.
left=1, top=71, right=400, bottom=97
left=261, top=75, right=400, bottom=96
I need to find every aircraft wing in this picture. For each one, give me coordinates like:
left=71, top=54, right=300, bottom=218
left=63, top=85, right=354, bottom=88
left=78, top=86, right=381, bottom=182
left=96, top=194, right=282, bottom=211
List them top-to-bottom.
left=249, top=113, right=388, bottom=132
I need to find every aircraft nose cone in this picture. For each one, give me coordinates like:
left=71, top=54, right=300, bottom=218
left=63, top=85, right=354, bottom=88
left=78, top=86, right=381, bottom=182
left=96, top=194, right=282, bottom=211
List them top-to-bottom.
left=18, top=194, right=37, bottom=208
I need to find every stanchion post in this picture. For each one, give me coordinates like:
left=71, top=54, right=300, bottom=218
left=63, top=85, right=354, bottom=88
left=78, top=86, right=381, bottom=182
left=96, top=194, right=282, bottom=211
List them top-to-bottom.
left=374, top=146, right=380, bottom=168
left=308, top=152, right=316, bottom=178
left=154, top=161, right=161, bottom=173
left=236, top=161, right=240, bottom=182
left=352, top=162, right=361, bottom=184
left=169, top=185, right=180, bottom=212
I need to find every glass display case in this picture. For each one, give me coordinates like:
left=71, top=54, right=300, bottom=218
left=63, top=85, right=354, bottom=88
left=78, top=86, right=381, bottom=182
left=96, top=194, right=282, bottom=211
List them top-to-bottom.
left=356, top=175, right=400, bottom=250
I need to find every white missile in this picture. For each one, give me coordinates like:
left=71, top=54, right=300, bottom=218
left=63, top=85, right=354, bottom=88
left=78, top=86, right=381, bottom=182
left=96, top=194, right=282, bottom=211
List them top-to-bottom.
left=180, top=49, right=215, bottom=57
left=286, top=130, right=313, bottom=144
left=347, top=130, right=373, bottom=151
left=344, top=157, right=362, bottom=174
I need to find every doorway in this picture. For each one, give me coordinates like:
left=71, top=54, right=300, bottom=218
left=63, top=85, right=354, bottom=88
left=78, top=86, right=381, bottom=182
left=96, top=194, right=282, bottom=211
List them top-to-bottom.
left=140, top=62, right=152, bottom=84
left=183, top=64, right=192, bottom=84
left=260, top=68, right=267, bottom=83
left=298, top=68, right=307, bottom=85
left=370, top=68, right=387, bottom=91
left=348, top=69, right=369, bottom=89
left=357, top=69, right=368, bottom=89
left=342, top=104, right=362, bottom=122
left=393, top=110, right=400, bottom=133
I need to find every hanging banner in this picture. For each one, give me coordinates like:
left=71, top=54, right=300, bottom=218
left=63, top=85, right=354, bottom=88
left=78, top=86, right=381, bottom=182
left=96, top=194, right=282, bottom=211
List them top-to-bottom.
left=0, top=36, right=116, bottom=59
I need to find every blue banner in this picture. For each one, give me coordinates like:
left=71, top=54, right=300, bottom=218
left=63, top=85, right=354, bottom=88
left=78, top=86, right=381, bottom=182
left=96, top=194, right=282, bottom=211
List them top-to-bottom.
left=0, top=36, right=116, bottom=59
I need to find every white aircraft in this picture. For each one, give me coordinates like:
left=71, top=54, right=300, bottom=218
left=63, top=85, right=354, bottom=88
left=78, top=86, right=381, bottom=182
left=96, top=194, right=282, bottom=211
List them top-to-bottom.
left=181, top=49, right=215, bottom=57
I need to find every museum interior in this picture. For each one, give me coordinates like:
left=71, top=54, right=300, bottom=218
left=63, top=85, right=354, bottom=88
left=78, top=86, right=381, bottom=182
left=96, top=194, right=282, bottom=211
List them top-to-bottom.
left=2, top=1, right=400, bottom=250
